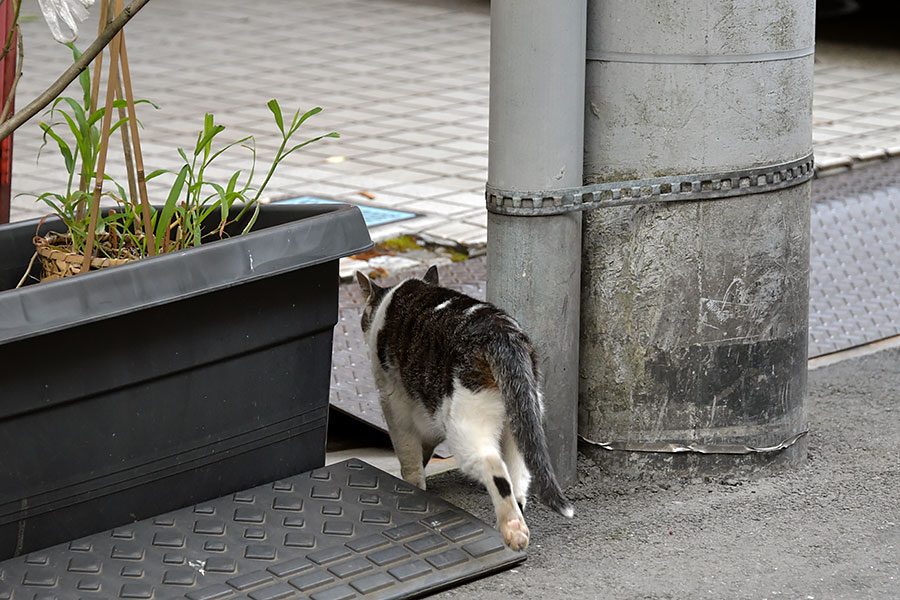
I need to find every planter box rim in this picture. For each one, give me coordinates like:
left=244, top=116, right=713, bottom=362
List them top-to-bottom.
left=0, top=202, right=372, bottom=345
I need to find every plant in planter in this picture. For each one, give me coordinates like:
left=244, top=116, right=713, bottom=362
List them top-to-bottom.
left=0, top=0, right=372, bottom=559
left=26, top=49, right=337, bottom=281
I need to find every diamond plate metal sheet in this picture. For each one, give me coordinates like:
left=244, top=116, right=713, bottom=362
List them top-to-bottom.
left=809, top=161, right=900, bottom=356
left=0, top=460, right=523, bottom=600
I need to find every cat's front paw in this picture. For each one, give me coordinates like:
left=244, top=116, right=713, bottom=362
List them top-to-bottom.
left=400, top=470, right=427, bottom=491
left=500, top=517, right=530, bottom=551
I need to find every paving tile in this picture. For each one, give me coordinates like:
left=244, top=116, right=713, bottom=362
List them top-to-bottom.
left=6, top=0, right=899, bottom=254
left=382, top=131, right=451, bottom=146
left=434, top=139, right=487, bottom=154
left=396, top=147, right=468, bottom=162
left=349, top=152, right=425, bottom=170
left=445, top=153, right=489, bottom=170
left=410, top=162, right=481, bottom=178
left=428, top=175, right=485, bottom=189
left=379, top=182, right=457, bottom=199
left=432, top=192, right=485, bottom=210
left=394, top=199, right=472, bottom=216
left=461, top=210, right=488, bottom=228
left=417, top=222, right=484, bottom=242
left=453, top=228, right=488, bottom=246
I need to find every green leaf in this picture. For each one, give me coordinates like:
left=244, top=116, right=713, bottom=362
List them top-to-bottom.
left=67, top=43, right=92, bottom=108
left=60, top=97, right=90, bottom=138
left=85, top=99, right=156, bottom=129
left=268, top=99, right=284, bottom=135
left=86, top=106, right=105, bottom=128
left=289, top=106, right=322, bottom=134
left=53, top=109, right=93, bottom=175
left=54, top=111, right=83, bottom=147
left=194, top=114, right=225, bottom=158
left=109, top=116, right=130, bottom=137
left=38, top=123, right=75, bottom=173
left=279, top=132, right=340, bottom=161
left=205, top=135, right=252, bottom=166
left=155, top=165, right=189, bottom=253
left=145, top=169, right=168, bottom=181
left=225, top=170, right=241, bottom=197
left=103, top=174, right=129, bottom=205
left=202, top=181, right=229, bottom=228
left=36, top=194, right=67, bottom=216
left=240, top=202, right=261, bottom=236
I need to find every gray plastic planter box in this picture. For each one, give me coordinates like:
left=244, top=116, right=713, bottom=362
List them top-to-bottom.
left=0, top=203, right=371, bottom=559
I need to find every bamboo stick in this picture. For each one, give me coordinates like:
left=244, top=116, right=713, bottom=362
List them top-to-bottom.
left=78, top=0, right=110, bottom=221
left=88, top=0, right=109, bottom=114
left=115, top=0, right=155, bottom=256
left=79, top=26, right=122, bottom=274
left=115, top=71, right=138, bottom=227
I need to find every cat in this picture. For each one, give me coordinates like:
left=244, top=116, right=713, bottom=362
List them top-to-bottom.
left=356, top=265, right=574, bottom=551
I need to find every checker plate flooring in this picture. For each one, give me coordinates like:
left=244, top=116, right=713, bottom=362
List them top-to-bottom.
left=331, top=159, right=900, bottom=433
left=809, top=160, right=900, bottom=356
left=0, top=460, right=523, bottom=600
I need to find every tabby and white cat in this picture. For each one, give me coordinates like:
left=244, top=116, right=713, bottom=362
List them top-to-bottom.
left=356, top=265, right=573, bottom=551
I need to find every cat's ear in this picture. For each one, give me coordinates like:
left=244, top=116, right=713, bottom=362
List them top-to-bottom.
left=424, top=265, right=439, bottom=285
left=356, top=271, right=373, bottom=296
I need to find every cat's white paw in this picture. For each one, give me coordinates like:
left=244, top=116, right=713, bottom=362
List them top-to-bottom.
left=400, top=470, right=427, bottom=491
left=500, top=517, right=530, bottom=551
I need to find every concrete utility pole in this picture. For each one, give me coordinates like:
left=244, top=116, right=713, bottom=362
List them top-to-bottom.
left=486, top=0, right=586, bottom=486
left=578, top=0, right=815, bottom=475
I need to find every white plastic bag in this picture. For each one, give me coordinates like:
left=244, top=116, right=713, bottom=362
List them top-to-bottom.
left=38, top=0, right=95, bottom=44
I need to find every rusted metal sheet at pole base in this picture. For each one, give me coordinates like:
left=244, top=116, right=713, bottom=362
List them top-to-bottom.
left=578, top=0, right=814, bottom=476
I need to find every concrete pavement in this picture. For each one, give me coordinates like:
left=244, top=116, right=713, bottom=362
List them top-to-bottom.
left=7, top=0, right=900, bottom=245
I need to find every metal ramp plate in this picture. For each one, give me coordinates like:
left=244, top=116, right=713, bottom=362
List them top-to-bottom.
left=808, top=161, right=900, bottom=356
left=0, top=460, right=523, bottom=600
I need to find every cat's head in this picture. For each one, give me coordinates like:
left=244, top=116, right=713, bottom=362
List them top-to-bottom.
left=356, top=265, right=439, bottom=333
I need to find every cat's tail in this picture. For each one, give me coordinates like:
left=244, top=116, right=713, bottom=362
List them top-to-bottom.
left=489, top=332, right=575, bottom=518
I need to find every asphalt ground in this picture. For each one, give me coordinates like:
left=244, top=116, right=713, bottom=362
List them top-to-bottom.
left=429, top=345, right=900, bottom=600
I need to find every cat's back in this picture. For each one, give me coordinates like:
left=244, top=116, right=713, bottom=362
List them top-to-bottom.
left=373, top=276, right=537, bottom=410
left=376, top=278, right=512, bottom=401
left=380, top=278, right=518, bottom=351
left=384, top=278, right=483, bottom=334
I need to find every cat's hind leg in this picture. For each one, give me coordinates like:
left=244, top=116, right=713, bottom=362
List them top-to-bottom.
left=445, top=386, right=530, bottom=551
left=380, top=394, right=429, bottom=490
left=501, top=424, right=531, bottom=514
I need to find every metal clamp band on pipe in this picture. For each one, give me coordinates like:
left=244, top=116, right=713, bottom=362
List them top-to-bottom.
left=585, top=46, right=815, bottom=65
left=485, top=153, right=814, bottom=217
left=580, top=430, right=809, bottom=456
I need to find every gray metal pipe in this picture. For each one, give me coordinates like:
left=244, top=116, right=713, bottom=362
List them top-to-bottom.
left=487, top=0, right=586, bottom=486
left=579, top=0, right=815, bottom=476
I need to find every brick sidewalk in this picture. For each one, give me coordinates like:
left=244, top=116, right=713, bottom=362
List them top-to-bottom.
left=7, top=0, right=900, bottom=243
